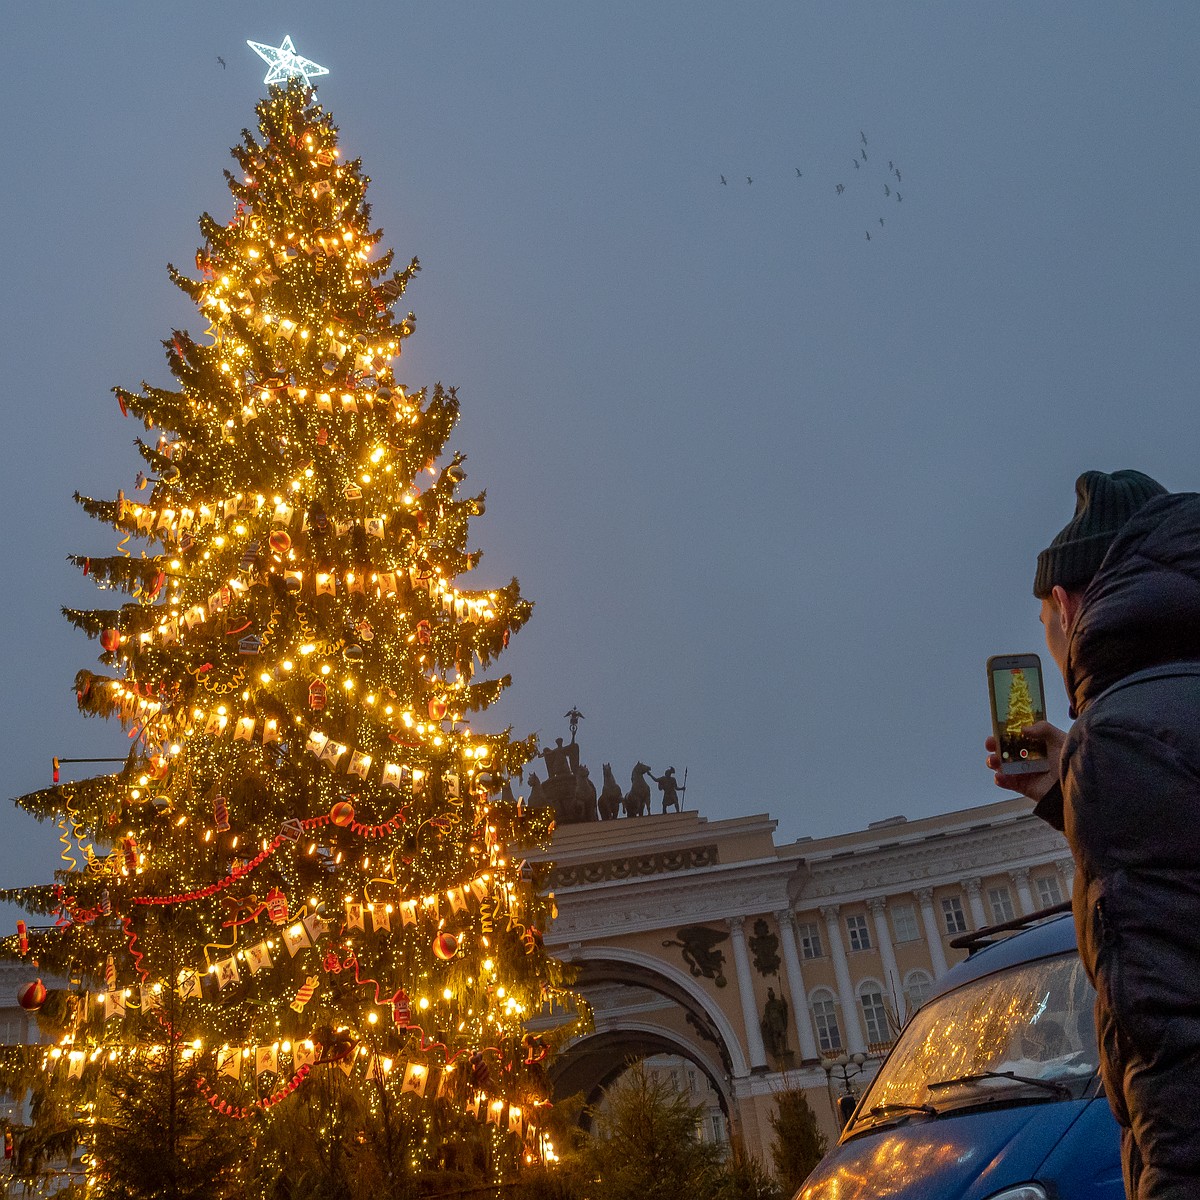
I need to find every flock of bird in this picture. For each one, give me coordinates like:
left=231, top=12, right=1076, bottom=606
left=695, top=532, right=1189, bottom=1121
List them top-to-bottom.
left=720, top=130, right=906, bottom=242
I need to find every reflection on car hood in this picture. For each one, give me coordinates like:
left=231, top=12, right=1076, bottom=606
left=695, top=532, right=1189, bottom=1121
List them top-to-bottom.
left=797, top=1099, right=1088, bottom=1200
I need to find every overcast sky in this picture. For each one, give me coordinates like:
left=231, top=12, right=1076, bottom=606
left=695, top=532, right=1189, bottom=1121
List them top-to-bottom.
left=2, top=3, right=1198, bottom=894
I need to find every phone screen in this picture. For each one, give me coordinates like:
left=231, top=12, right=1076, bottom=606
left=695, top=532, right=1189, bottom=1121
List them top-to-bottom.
left=989, top=659, right=1049, bottom=772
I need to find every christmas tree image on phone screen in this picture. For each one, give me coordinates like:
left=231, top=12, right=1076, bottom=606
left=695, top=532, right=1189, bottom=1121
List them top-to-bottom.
left=988, top=656, right=1049, bottom=774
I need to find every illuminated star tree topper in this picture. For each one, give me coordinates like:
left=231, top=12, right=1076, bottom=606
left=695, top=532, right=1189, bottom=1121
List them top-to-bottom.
left=246, top=35, right=329, bottom=86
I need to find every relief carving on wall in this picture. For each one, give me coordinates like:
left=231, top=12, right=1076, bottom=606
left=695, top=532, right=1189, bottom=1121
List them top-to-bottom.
left=661, top=925, right=728, bottom=987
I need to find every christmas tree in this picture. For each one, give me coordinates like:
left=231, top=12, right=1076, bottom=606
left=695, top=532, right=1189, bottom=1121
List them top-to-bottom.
left=1, top=60, right=575, bottom=1195
left=1003, top=669, right=1038, bottom=739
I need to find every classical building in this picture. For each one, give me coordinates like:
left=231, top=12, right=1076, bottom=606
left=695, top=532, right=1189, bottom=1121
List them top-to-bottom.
left=529, top=793, right=1071, bottom=1166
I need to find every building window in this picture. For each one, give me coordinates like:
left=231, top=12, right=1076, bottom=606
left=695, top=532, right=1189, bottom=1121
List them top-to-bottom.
left=1036, top=875, right=1064, bottom=906
left=987, top=886, right=1015, bottom=923
left=941, top=896, right=967, bottom=934
left=891, top=902, right=920, bottom=943
left=846, top=913, right=872, bottom=952
left=797, top=922, right=824, bottom=959
left=903, top=970, right=934, bottom=1012
left=859, top=986, right=890, bottom=1044
left=810, top=991, right=842, bottom=1053
left=0, top=1016, right=26, bottom=1045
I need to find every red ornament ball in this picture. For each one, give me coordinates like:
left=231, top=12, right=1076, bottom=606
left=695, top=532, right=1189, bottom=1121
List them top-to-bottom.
left=269, top=530, right=292, bottom=554
left=99, top=628, right=121, bottom=653
left=427, top=697, right=448, bottom=721
left=146, top=756, right=170, bottom=782
left=329, top=800, right=355, bottom=827
left=432, top=932, right=459, bottom=961
left=17, top=979, right=47, bottom=1011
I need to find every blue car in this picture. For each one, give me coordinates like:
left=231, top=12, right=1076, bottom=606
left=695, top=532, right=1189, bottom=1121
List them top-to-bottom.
left=796, top=908, right=1123, bottom=1200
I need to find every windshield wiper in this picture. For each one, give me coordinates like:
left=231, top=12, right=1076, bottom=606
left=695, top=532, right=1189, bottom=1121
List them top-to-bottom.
left=927, top=1070, right=1072, bottom=1097
left=846, top=1102, right=938, bottom=1137
left=867, top=1102, right=937, bottom=1119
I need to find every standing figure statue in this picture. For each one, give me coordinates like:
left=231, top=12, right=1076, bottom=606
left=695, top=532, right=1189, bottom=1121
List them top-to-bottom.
left=541, top=737, right=574, bottom=780
left=624, top=763, right=652, bottom=818
left=651, top=766, right=685, bottom=814
left=761, top=987, right=790, bottom=1061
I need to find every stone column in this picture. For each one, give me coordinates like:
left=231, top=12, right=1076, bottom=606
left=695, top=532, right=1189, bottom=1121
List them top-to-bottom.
left=1010, top=868, right=1036, bottom=915
left=964, top=877, right=988, bottom=929
left=916, top=888, right=950, bottom=978
left=867, top=897, right=901, bottom=999
left=820, top=904, right=867, bottom=1054
left=775, top=911, right=820, bottom=1062
left=727, top=917, right=769, bottom=1071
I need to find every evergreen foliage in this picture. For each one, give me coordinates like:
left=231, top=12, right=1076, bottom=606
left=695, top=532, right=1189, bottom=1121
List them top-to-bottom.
left=1, top=76, right=580, bottom=1196
left=582, top=1061, right=723, bottom=1200
left=768, top=1087, right=827, bottom=1196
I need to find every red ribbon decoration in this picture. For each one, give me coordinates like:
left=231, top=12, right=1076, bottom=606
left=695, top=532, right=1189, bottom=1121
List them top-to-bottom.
left=133, top=836, right=284, bottom=906
left=122, top=915, right=148, bottom=982
left=345, top=950, right=400, bottom=1006
left=196, top=1064, right=311, bottom=1119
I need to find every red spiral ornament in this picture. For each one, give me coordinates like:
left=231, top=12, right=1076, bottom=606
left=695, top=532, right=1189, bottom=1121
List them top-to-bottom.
left=122, top=916, right=148, bottom=982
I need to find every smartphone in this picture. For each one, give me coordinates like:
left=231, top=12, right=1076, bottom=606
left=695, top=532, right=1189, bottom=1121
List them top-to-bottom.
left=987, top=654, right=1051, bottom=774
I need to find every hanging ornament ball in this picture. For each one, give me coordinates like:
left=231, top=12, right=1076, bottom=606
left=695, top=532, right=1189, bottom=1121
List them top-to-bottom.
left=269, top=530, right=292, bottom=554
left=100, top=628, right=121, bottom=653
left=344, top=643, right=363, bottom=663
left=428, top=697, right=448, bottom=721
left=146, top=756, right=170, bottom=782
left=329, top=800, right=355, bottom=827
left=432, top=932, right=459, bottom=961
left=17, top=979, right=47, bottom=1011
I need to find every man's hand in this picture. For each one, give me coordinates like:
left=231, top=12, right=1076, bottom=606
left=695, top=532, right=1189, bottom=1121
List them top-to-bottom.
left=985, top=721, right=1067, bottom=802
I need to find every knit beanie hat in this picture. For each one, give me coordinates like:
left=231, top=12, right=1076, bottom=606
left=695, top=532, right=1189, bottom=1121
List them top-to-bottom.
left=1033, top=469, right=1168, bottom=598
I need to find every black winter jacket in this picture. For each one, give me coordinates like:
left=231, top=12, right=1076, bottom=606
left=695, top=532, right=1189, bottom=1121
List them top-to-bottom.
left=1046, top=496, right=1200, bottom=1104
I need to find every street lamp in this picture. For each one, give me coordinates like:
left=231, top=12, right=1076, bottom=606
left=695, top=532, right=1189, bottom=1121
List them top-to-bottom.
left=820, top=1051, right=868, bottom=1128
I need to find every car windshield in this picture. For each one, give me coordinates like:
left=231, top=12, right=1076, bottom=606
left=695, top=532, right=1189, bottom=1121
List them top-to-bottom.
left=847, top=952, right=1097, bottom=1133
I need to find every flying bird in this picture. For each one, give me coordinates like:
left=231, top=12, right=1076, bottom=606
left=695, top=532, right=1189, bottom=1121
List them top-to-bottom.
left=217, top=56, right=226, bottom=68
left=861, top=131, right=868, bottom=145
left=861, top=148, right=868, bottom=161
left=853, top=159, right=860, bottom=169
left=889, top=160, right=894, bottom=170
left=796, top=168, right=803, bottom=177
left=895, top=168, right=902, bottom=182
left=720, top=175, right=727, bottom=185
left=747, top=176, right=753, bottom=184
left=836, top=183, right=845, bottom=194
left=884, top=184, right=890, bottom=197
left=896, top=192, right=902, bottom=202
left=879, top=217, right=885, bottom=227
left=865, top=230, right=872, bottom=241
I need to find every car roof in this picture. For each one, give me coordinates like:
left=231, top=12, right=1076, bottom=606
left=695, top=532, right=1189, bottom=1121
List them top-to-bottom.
left=928, top=911, right=1078, bottom=1003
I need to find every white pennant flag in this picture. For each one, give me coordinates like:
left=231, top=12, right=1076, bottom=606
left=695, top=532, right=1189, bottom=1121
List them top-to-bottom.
left=218, top=1047, right=242, bottom=1080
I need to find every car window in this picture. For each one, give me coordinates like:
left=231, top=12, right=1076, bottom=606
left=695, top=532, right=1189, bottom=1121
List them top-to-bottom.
left=849, top=953, right=1096, bottom=1128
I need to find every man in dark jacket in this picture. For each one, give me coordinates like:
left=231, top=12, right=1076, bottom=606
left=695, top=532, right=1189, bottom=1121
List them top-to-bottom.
left=987, top=468, right=1200, bottom=1199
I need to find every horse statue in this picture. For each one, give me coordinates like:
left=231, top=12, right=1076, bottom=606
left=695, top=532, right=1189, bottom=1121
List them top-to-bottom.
left=624, top=762, right=652, bottom=818
left=574, top=764, right=597, bottom=822
left=598, top=764, right=623, bottom=820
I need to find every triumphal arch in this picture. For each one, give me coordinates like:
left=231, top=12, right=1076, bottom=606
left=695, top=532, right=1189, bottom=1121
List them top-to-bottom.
left=525, top=746, right=1071, bottom=1161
